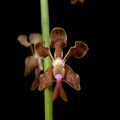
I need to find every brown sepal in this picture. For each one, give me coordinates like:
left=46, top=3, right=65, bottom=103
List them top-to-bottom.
left=50, top=27, right=67, bottom=58
left=63, top=64, right=81, bottom=90
left=38, top=65, right=55, bottom=91
left=52, top=79, right=68, bottom=102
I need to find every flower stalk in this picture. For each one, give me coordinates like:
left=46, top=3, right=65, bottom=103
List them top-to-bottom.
left=40, top=0, right=53, bottom=120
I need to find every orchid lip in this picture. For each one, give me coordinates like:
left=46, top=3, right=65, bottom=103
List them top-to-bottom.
left=55, top=74, right=63, bottom=81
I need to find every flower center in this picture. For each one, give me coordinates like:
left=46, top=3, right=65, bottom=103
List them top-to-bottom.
left=53, top=58, right=65, bottom=68
left=56, top=62, right=62, bottom=67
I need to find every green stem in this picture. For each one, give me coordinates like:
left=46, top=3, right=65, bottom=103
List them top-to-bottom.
left=40, top=0, right=53, bottom=120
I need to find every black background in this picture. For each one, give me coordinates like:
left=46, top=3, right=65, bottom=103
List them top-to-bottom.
left=3, top=0, right=114, bottom=120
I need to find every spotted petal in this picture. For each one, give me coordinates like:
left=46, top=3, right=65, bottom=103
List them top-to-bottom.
left=50, top=27, right=67, bottom=59
left=29, top=33, right=42, bottom=45
left=17, top=34, right=31, bottom=47
left=35, top=41, right=54, bottom=61
left=63, top=41, right=89, bottom=62
left=24, top=56, right=38, bottom=76
left=63, top=64, right=81, bottom=90
left=38, top=65, right=55, bottom=91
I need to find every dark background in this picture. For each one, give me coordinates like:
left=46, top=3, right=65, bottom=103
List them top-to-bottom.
left=4, top=0, right=114, bottom=120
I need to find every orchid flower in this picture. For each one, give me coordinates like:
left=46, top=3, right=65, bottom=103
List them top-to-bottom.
left=71, top=0, right=84, bottom=4
left=35, top=27, right=89, bottom=102
left=17, top=33, right=43, bottom=91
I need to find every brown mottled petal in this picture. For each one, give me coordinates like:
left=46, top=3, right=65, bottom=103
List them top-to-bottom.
left=50, top=27, right=67, bottom=59
left=29, top=33, right=42, bottom=45
left=17, top=34, right=31, bottom=47
left=35, top=41, right=54, bottom=61
left=63, top=41, right=89, bottom=62
left=24, top=56, right=38, bottom=76
left=63, top=64, right=81, bottom=90
left=38, top=65, right=55, bottom=91
left=31, top=68, right=41, bottom=91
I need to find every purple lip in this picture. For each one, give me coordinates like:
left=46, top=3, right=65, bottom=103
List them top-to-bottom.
left=55, top=74, right=63, bottom=81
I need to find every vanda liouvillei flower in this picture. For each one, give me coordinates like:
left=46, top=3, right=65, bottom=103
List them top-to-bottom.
left=71, top=0, right=84, bottom=5
left=35, top=27, right=89, bottom=102
left=17, top=33, right=43, bottom=91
